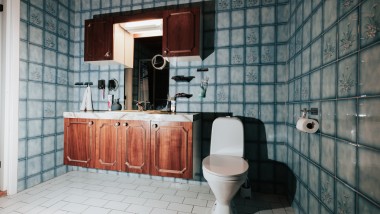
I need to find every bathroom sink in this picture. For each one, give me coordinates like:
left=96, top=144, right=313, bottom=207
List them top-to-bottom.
left=117, top=110, right=172, bottom=114
left=119, top=110, right=146, bottom=113
left=146, top=110, right=172, bottom=114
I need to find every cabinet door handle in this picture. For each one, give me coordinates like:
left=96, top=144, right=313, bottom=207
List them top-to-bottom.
left=87, top=23, right=91, bottom=27
left=163, top=50, right=167, bottom=54
left=105, top=51, right=110, bottom=57
left=88, top=121, right=94, bottom=125
left=114, top=122, right=120, bottom=127
left=123, top=122, right=128, bottom=126
left=152, top=124, right=158, bottom=128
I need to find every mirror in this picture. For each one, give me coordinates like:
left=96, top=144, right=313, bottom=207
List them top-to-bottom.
left=124, top=36, right=169, bottom=110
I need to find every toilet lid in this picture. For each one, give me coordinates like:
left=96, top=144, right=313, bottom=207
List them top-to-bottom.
left=202, top=155, right=249, bottom=177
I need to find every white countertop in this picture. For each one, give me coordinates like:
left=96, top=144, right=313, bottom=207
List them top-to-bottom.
left=63, top=111, right=200, bottom=122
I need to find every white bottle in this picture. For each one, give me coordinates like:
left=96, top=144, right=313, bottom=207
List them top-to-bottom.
left=170, top=97, right=176, bottom=113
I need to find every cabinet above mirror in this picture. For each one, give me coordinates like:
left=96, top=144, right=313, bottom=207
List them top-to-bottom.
left=84, top=4, right=203, bottom=67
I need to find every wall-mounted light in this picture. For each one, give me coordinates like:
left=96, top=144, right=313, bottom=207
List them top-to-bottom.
left=120, top=19, right=163, bottom=37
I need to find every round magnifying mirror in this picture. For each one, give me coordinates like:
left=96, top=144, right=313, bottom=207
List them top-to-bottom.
left=151, top=54, right=167, bottom=70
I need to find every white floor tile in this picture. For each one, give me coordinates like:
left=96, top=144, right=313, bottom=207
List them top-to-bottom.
left=1, top=171, right=294, bottom=214
left=150, top=181, right=171, bottom=188
left=136, top=185, right=157, bottom=193
left=188, top=185, right=210, bottom=194
left=101, top=186, right=123, bottom=194
left=155, top=187, right=177, bottom=195
left=120, top=189, right=143, bottom=197
left=84, top=190, right=107, bottom=199
left=176, top=190, right=198, bottom=198
left=139, top=192, right=163, bottom=200
left=102, top=193, right=126, bottom=202
left=197, top=193, right=215, bottom=200
left=161, top=194, right=185, bottom=203
left=63, top=195, right=88, bottom=203
left=123, top=196, right=147, bottom=205
left=183, top=197, right=208, bottom=207
left=82, top=198, right=109, bottom=207
left=144, top=199, right=170, bottom=209
left=39, top=201, right=69, bottom=214
left=103, top=201, right=130, bottom=211
left=60, top=202, right=89, bottom=213
left=167, top=202, right=194, bottom=212
left=126, top=204, right=152, bottom=213
left=192, top=205, right=212, bottom=214
left=82, top=207, right=111, bottom=214
left=151, top=207, right=177, bottom=214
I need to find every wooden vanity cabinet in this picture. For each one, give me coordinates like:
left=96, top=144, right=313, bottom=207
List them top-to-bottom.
left=162, top=7, right=201, bottom=60
left=64, top=117, right=200, bottom=179
left=64, top=118, right=95, bottom=168
left=95, top=120, right=122, bottom=171
left=95, top=120, right=150, bottom=173
left=120, top=120, right=150, bottom=174
left=150, top=121, right=193, bottom=179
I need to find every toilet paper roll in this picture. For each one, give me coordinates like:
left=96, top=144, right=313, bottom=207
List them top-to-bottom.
left=296, top=117, right=319, bottom=133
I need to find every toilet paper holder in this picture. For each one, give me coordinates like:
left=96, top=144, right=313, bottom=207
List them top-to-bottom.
left=300, top=108, right=318, bottom=118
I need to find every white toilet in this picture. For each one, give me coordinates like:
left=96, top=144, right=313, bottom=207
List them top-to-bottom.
left=202, top=117, right=249, bottom=214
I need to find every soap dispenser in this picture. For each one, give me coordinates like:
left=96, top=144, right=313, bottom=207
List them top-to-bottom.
left=111, top=98, right=122, bottom=111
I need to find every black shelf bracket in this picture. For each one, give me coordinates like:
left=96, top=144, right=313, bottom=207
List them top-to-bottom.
left=0, top=4, right=3, bottom=12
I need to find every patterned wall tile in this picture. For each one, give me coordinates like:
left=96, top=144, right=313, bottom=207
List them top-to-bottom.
left=360, top=0, right=380, bottom=47
left=339, top=10, right=358, bottom=57
left=360, top=44, right=380, bottom=96
left=338, top=57, right=357, bottom=93
left=321, top=63, right=336, bottom=99
left=358, top=98, right=380, bottom=150
left=336, top=140, right=357, bottom=187
left=358, top=147, right=380, bottom=206
left=321, top=170, right=335, bottom=211
left=358, top=194, right=380, bottom=214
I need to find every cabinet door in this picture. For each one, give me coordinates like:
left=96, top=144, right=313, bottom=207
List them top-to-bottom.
left=162, top=7, right=200, bottom=57
left=84, top=18, right=113, bottom=61
left=64, top=118, right=95, bottom=168
left=95, top=120, right=122, bottom=171
left=120, top=120, right=150, bottom=174
left=150, top=121, right=193, bottom=178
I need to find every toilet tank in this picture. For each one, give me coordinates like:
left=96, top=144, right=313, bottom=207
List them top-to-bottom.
left=210, top=117, right=244, bottom=157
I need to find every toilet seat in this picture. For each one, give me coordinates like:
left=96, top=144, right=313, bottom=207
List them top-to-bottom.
left=202, top=154, right=248, bottom=178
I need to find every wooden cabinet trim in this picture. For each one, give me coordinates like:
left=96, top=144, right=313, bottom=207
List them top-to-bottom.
left=64, top=119, right=95, bottom=167
left=97, top=122, right=120, bottom=167
left=150, top=123, right=192, bottom=178
left=123, top=124, right=147, bottom=170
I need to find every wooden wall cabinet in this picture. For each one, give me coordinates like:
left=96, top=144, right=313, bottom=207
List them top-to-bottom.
left=162, top=7, right=202, bottom=60
left=84, top=18, right=134, bottom=67
left=64, top=118, right=95, bottom=168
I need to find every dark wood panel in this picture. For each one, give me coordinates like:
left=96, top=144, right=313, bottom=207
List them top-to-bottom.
left=162, top=7, right=200, bottom=57
left=84, top=18, right=113, bottom=61
left=64, top=118, right=95, bottom=168
left=95, top=120, right=121, bottom=171
left=120, top=121, right=150, bottom=174
left=150, top=121, right=193, bottom=178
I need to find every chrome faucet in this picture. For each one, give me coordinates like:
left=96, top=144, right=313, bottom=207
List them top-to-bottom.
left=135, top=100, right=150, bottom=111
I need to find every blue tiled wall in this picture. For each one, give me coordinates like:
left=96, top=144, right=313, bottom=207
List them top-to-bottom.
left=18, top=0, right=380, bottom=213
left=18, top=0, right=72, bottom=191
left=286, top=0, right=380, bottom=213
